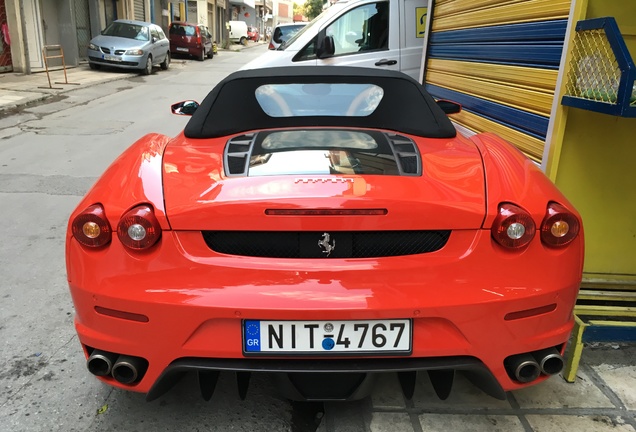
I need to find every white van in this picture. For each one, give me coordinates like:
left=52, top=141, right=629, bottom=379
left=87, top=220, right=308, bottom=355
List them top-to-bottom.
left=241, top=0, right=427, bottom=81
left=229, top=20, right=249, bottom=44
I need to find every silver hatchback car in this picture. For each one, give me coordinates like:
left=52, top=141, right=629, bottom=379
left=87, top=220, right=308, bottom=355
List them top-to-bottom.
left=87, top=19, right=170, bottom=75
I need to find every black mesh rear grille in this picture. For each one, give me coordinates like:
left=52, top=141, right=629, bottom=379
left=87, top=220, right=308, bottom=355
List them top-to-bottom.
left=201, top=231, right=451, bottom=258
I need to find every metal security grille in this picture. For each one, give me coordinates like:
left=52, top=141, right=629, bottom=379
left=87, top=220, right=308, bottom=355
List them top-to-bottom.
left=74, top=0, right=91, bottom=61
left=133, top=0, right=146, bottom=21
left=564, top=28, right=623, bottom=104
left=201, top=231, right=451, bottom=258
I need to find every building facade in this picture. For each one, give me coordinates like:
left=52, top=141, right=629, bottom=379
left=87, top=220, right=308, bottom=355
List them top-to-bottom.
left=1, top=0, right=232, bottom=74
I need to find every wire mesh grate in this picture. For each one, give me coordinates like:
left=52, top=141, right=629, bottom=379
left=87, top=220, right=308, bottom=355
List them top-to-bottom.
left=561, top=17, right=636, bottom=117
left=565, top=28, right=635, bottom=105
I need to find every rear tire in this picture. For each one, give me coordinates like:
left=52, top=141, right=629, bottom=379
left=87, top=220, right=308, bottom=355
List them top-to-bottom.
left=240, top=36, right=247, bottom=46
left=198, top=48, right=205, bottom=61
left=207, top=49, right=213, bottom=59
left=160, top=52, right=170, bottom=70
left=142, top=55, right=153, bottom=75
left=89, top=62, right=100, bottom=70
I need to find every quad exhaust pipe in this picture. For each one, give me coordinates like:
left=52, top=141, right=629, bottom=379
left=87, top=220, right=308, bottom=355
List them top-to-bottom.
left=505, top=347, right=564, bottom=383
left=532, top=347, right=564, bottom=376
left=86, top=349, right=147, bottom=385
left=87, top=350, right=119, bottom=377
left=504, top=353, right=540, bottom=383
left=112, top=355, right=148, bottom=384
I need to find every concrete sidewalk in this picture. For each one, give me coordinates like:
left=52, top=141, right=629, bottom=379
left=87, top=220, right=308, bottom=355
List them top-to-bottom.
left=0, top=39, right=266, bottom=114
left=0, top=64, right=138, bottom=114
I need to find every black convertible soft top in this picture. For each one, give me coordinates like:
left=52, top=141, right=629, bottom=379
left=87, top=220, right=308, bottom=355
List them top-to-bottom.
left=184, top=66, right=456, bottom=139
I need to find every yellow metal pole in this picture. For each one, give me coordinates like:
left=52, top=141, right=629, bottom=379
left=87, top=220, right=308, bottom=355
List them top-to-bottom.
left=563, top=315, right=587, bottom=382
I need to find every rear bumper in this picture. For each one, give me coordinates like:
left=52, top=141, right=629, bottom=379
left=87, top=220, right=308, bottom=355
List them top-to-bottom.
left=67, top=228, right=583, bottom=399
left=146, top=356, right=505, bottom=401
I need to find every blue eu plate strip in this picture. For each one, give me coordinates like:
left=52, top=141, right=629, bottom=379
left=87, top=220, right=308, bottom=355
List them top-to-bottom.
left=244, top=320, right=261, bottom=352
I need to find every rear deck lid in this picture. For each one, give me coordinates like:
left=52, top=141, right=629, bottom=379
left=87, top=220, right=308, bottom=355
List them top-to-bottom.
left=162, top=129, right=486, bottom=231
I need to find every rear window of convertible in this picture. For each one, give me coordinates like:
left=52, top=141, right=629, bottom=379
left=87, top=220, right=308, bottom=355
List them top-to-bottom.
left=255, top=84, right=384, bottom=117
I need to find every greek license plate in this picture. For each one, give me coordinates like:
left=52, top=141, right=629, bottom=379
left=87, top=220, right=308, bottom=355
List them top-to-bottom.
left=176, top=47, right=189, bottom=52
left=104, top=55, right=121, bottom=62
left=243, top=319, right=411, bottom=354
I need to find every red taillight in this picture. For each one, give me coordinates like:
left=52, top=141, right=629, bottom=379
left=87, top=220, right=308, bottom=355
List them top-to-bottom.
left=197, top=35, right=202, bottom=45
left=540, top=202, right=580, bottom=247
left=491, top=203, right=536, bottom=249
left=71, top=204, right=112, bottom=248
left=117, top=205, right=162, bottom=250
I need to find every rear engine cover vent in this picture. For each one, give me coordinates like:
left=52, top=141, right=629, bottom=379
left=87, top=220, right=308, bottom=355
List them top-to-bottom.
left=224, top=130, right=421, bottom=177
left=225, top=134, right=255, bottom=176
left=387, top=134, right=421, bottom=175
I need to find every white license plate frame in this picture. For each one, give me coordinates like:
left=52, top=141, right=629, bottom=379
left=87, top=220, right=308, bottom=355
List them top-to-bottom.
left=243, top=319, right=412, bottom=355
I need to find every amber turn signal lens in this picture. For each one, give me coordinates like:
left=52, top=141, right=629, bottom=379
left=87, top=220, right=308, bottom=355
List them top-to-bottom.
left=540, top=202, right=580, bottom=247
left=72, top=204, right=112, bottom=248
left=550, top=220, right=570, bottom=237
left=82, top=221, right=101, bottom=239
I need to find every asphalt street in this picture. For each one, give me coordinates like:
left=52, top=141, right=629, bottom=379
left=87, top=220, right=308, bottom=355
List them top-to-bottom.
left=0, top=44, right=634, bottom=432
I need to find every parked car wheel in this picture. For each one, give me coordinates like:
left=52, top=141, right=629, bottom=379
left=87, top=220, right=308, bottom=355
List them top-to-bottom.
left=240, top=36, right=247, bottom=45
left=198, top=48, right=205, bottom=61
left=207, top=49, right=213, bottom=59
left=160, top=52, right=170, bottom=70
left=142, top=55, right=153, bottom=75
left=88, top=63, right=101, bottom=70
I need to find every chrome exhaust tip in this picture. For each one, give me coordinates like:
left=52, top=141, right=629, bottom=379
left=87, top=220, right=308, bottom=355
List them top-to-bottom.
left=533, top=347, right=564, bottom=375
left=87, top=350, right=119, bottom=377
left=504, top=353, right=541, bottom=383
left=112, top=355, right=147, bottom=384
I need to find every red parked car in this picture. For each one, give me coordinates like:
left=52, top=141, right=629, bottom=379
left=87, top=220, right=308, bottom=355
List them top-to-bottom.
left=168, top=21, right=213, bottom=61
left=247, top=26, right=260, bottom=42
left=66, top=67, right=583, bottom=402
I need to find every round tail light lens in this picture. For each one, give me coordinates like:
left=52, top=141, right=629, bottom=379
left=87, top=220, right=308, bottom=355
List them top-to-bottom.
left=540, top=202, right=580, bottom=247
left=491, top=203, right=536, bottom=249
left=71, top=204, right=112, bottom=248
left=117, top=205, right=162, bottom=250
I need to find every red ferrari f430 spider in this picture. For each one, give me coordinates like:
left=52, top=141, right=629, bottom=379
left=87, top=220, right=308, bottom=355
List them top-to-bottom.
left=66, top=67, right=584, bottom=402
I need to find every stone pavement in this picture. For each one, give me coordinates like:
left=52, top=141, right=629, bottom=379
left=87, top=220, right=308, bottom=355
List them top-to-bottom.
left=322, top=345, right=636, bottom=432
